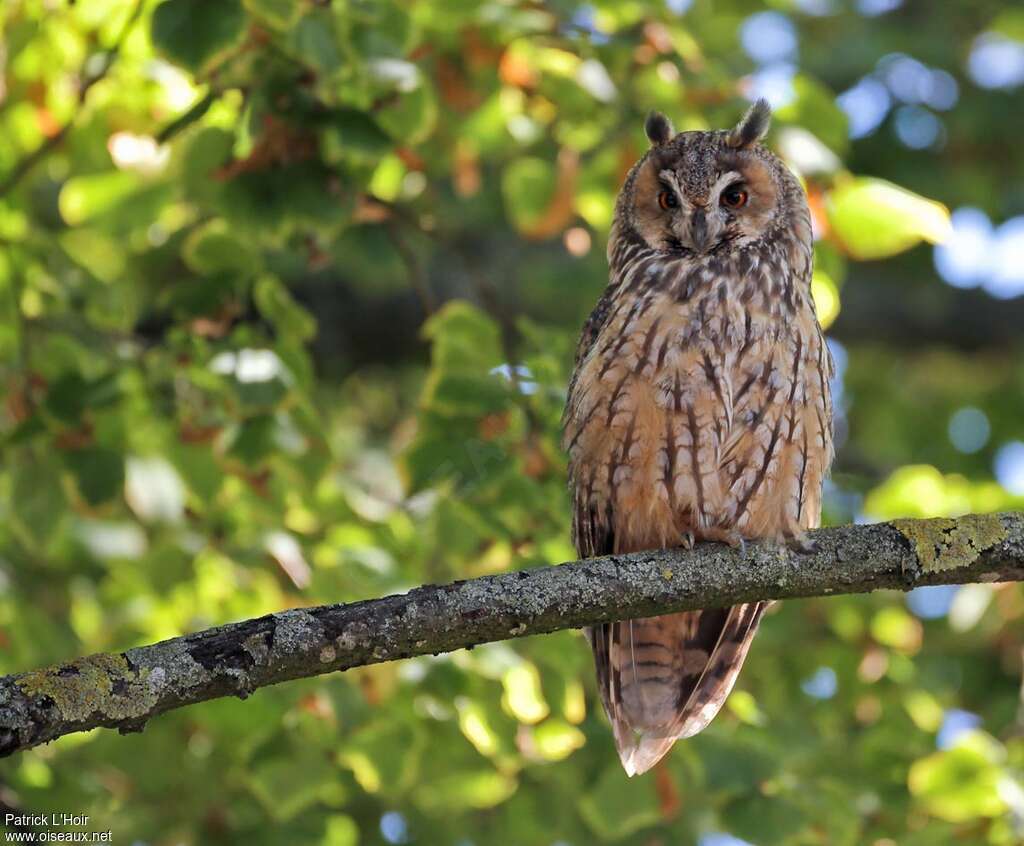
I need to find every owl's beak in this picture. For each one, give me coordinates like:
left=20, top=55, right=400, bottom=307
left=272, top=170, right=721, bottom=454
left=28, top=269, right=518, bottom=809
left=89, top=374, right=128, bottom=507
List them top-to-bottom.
left=677, top=204, right=723, bottom=254
left=690, top=208, right=710, bottom=252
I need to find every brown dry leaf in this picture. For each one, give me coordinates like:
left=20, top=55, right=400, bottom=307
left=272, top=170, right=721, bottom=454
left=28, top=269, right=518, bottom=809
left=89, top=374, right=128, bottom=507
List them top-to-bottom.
left=499, top=48, right=538, bottom=88
left=436, top=56, right=481, bottom=111
left=454, top=141, right=482, bottom=197
left=520, top=148, right=578, bottom=240
left=478, top=411, right=510, bottom=441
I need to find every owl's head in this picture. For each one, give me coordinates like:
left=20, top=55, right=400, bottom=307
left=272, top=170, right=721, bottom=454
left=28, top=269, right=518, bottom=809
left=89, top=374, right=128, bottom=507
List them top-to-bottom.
left=613, top=100, right=804, bottom=258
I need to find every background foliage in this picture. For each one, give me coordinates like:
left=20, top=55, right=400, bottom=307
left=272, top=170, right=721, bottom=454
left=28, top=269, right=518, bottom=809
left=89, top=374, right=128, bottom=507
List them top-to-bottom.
left=2, top=0, right=1024, bottom=844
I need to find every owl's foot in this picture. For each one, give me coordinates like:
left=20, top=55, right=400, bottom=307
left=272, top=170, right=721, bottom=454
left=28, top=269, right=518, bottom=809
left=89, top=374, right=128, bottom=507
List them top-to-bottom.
left=682, top=527, right=748, bottom=555
left=712, top=528, right=747, bottom=557
left=785, top=533, right=819, bottom=555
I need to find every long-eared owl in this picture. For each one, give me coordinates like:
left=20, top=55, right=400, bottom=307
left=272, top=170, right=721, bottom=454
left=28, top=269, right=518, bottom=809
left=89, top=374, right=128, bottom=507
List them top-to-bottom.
left=563, top=101, right=834, bottom=776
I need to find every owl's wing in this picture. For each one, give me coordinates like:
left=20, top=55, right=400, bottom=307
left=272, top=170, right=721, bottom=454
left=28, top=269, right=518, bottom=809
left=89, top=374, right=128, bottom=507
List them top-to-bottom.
left=564, top=281, right=623, bottom=421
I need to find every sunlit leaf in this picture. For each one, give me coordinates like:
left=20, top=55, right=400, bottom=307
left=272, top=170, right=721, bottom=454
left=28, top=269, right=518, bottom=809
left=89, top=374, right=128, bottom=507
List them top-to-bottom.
left=59, top=171, right=141, bottom=226
left=827, top=177, right=951, bottom=260
left=59, top=229, right=126, bottom=283
left=811, top=269, right=840, bottom=330
left=871, top=606, right=923, bottom=653
left=501, top=663, right=549, bottom=724
left=727, top=690, right=767, bottom=727
left=904, top=690, right=944, bottom=732
left=456, top=699, right=501, bottom=758
left=532, top=718, right=585, bottom=761
left=909, top=732, right=1008, bottom=822
left=415, top=769, right=517, bottom=812
left=320, top=814, right=359, bottom=846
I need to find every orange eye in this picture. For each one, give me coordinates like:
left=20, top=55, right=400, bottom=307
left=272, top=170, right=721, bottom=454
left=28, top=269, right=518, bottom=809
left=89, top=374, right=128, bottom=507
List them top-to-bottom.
left=721, top=185, right=748, bottom=209
left=658, top=190, right=678, bottom=210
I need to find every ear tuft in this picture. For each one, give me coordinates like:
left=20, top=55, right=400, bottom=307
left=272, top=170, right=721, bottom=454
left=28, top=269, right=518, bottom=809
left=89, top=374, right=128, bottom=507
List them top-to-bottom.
left=726, top=98, right=771, bottom=148
left=645, top=111, right=674, bottom=146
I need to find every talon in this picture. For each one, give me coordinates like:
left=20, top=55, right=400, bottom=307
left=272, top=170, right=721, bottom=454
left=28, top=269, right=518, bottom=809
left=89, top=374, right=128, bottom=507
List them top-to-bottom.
left=721, top=530, right=747, bottom=556
left=680, top=531, right=695, bottom=550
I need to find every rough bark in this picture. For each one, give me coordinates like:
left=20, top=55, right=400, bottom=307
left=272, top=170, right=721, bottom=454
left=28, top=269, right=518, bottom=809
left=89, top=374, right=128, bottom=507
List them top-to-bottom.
left=1, top=512, right=1022, bottom=758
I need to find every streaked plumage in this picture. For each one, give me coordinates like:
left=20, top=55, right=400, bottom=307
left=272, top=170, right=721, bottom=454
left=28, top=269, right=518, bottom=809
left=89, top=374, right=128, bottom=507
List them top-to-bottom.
left=563, top=101, right=834, bottom=775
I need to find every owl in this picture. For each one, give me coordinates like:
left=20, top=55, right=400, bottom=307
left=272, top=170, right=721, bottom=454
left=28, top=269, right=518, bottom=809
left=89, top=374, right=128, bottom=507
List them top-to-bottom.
left=563, top=100, right=834, bottom=776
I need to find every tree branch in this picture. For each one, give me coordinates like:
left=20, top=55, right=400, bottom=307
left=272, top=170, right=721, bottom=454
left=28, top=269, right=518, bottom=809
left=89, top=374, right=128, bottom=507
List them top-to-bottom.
left=1, top=512, right=1022, bottom=757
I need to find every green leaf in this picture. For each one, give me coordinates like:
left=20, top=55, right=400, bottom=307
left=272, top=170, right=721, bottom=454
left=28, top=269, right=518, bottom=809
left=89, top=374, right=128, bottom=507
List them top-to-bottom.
left=151, top=0, right=247, bottom=73
left=243, top=0, right=299, bottom=29
left=991, top=9, right=1024, bottom=41
left=291, top=12, right=341, bottom=73
left=776, top=74, right=849, bottom=155
left=375, top=77, right=438, bottom=145
left=322, top=109, right=392, bottom=164
left=182, top=127, right=235, bottom=201
left=367, top=155, right=406, bottom=202
left=502, top=158, right=556, bottom=233
left=219, top=165, right=341, bottom=233
left=59, top=171, right=141, bottom=226
left=827, top=177, right=951, bottom=260
left=183, top=219, right=260, bottom=277
left=59, top=229, right=126, bottom=283
left=254, top=276, right=317, bottom=341
left=423, top=302, right=502, bottom=366
left=44, top=372, right=120, bottom=425
left=44, top=372, right=91, bottom=425
left=225, top=415, right=278, bottom=464
left=170, top=443, right=224, bottom=506
left=63, top=447, right=124, bottom=506
left=10, top=460, right=65, bottom=549
left=871, top=606, right=922, bottom=651
left=501, top=663, right=549, bottom=724
left=456, top=699, right=503, bottom=758
left=532, top=718, right=585, bottom=761
left=339, top=720, right=423, bottom=796
left=908, top=732, right=1008, bottom=822
left=246, top=753, right=338, bottom=822
left=578, top=765, right=662, bottom=840
left=414, top=769, right=517, bottom=812
left=725, top=794, right=808, bottom=844
left=320, top=814, right=359, bottom=846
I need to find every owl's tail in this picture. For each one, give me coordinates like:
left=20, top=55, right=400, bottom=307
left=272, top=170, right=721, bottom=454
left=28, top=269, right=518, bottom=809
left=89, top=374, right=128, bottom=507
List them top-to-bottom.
left=588, top=602, right=766, bottom=776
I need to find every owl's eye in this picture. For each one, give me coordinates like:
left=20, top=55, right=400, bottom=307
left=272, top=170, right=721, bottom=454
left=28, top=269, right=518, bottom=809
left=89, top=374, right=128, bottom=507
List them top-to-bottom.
left=721, top=184, right=749, bottom=209
left=658, top=190, right=678, bottom=210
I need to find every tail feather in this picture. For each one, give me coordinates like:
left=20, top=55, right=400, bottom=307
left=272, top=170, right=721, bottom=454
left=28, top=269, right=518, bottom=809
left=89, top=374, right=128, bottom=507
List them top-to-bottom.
left=589, top=602, right=766, bottom=776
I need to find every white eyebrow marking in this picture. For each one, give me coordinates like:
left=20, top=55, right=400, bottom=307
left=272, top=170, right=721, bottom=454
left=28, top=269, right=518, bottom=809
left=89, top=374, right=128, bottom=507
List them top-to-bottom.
left=658, top=169, right=684, bottom=196
left=710, top=170, right=743, bottom=199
